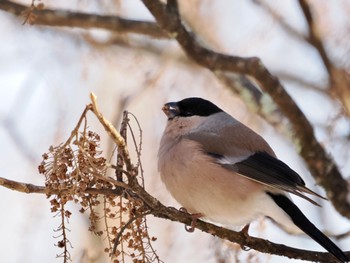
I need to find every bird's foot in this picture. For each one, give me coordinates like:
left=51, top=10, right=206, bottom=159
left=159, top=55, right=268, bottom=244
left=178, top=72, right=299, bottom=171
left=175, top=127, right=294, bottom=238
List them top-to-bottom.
left=179, top=207, right=203, bottom=232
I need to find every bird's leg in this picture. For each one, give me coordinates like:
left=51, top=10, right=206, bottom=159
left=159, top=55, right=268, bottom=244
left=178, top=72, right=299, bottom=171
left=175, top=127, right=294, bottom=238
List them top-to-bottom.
left=179, top=207, right=203, bottom=232
left=185, top=213, right=203, bottom=232
left=239, top=224, right=252, bottom=251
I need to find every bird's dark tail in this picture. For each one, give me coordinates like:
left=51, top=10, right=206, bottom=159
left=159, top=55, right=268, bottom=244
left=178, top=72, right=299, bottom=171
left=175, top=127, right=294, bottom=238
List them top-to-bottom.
left=267, top=192, right=348, bottom=262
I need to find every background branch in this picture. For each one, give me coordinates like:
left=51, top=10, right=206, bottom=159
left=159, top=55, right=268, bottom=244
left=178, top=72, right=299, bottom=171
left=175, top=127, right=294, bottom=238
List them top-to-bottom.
left=0, top=0, right=167, bottom=38
left=253, top=0, right=309, bottom=44
left=297, top=0, right=350, bottom=116
left=298, top=0, right=332, bottom=75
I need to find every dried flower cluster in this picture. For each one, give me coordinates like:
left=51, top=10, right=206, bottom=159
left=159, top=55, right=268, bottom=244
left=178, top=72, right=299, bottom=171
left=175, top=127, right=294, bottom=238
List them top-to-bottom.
left=38, top=108, right=161, bottom=263
left=38, top=130, right=109, bottom=261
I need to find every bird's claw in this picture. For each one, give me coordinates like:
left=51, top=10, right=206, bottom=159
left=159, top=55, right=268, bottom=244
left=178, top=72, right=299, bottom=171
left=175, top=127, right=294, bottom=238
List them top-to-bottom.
left=167, top=206, right=179, bottom=213
left=179, top=207, right=203, bottom=233
left=179, top=207, right=188, bottom=214
left=185, top=225, right=195, bottom=232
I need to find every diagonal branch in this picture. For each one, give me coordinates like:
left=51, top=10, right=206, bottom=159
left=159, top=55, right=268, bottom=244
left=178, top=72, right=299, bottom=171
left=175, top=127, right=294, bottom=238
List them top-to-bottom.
left=139, top=0, right=350, bottom=218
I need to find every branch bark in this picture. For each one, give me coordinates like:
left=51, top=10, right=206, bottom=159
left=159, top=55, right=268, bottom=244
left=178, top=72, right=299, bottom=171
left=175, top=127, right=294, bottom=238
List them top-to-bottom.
left=0, top=0, right=167, bottom=38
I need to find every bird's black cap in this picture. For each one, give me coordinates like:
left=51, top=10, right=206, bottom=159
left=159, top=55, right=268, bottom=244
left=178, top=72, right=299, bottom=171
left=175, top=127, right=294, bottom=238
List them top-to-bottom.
left=162, top=97, right=223, bottom=119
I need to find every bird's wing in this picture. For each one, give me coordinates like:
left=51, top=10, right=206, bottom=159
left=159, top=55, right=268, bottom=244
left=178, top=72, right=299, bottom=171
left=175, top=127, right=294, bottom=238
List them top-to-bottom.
left=184, top=124, right=326, bottom=206
left=229, top=151, right=326, bottom=206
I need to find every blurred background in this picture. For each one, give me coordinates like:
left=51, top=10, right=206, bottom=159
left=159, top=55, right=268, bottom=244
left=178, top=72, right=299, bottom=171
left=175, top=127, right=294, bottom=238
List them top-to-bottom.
left=0, top=0, right=350, bottom=262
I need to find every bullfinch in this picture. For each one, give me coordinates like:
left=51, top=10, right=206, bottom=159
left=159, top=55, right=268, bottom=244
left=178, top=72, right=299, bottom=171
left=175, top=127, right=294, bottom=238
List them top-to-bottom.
left=158, top=97, right=348, bottom=262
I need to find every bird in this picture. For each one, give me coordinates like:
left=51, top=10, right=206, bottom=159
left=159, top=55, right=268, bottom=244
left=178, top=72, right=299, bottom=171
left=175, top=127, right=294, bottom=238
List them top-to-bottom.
left=157, top=97, right=348, bottom=262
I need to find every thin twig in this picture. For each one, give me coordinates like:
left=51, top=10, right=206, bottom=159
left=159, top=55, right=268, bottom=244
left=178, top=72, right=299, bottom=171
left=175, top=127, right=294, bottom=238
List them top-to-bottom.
left=252, top=0, right=309, bottom=44
left=298, top=0, right=332, bottom=75
left=90, top=93, right=134, bottom=172
left=62, top=104, right=92, bottom=149
left=115, top=110, right=129, bottom=182
left=126, top=112, right=145, bottom=186
left=0, top=176, right=45, bottom=194
left=103, top=197, right=113, bottom=255
left=112, top=211, right=152, bottom=256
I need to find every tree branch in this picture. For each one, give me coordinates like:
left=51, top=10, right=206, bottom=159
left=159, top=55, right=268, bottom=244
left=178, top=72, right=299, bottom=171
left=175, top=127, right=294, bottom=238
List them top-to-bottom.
left=0, top=0, right=167, bottom=38
left=139, top=0, right=350, bottom=219
left=215, top=72, right=290, bottom=134
left=0, top=175, right=347, bottom=262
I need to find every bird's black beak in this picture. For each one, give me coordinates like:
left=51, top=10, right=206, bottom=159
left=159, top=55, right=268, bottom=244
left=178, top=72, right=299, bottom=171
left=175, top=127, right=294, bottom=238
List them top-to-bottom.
left=162, top=102, right=180, bottom=120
